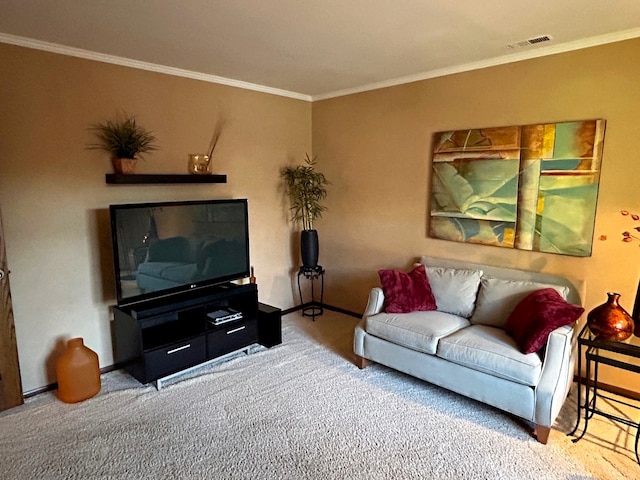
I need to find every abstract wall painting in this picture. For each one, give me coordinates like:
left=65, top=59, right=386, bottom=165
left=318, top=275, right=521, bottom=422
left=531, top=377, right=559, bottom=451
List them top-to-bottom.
left=429, top=119, right=606, bottom=257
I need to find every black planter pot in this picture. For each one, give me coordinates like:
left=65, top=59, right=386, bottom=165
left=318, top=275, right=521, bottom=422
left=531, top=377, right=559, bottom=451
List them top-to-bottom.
left=300, top=229, right=319, bottom=268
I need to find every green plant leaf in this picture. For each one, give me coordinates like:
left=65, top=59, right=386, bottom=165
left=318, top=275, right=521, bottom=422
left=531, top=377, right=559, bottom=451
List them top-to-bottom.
left=88, top=113, right=158, bottom=159
left=281, top=154, right=329, bottom=230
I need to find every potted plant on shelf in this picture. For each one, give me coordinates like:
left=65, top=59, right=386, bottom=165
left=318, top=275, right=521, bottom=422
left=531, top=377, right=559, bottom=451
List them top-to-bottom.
left=88, top=113, right=158, bottom=174
left=281, top=153, right=330, bottom=268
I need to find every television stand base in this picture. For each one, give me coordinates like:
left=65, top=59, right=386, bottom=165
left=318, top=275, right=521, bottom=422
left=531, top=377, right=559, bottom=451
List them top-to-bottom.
left=114, top=284, right=282, bottom=387
left=153, top=343, right=259, bottom=390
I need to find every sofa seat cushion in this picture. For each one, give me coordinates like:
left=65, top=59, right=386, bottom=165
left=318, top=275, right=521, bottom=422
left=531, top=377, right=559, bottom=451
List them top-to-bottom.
left=365, top=311, right=470, bottom=355
left=436, top=325, right=542, bottom=386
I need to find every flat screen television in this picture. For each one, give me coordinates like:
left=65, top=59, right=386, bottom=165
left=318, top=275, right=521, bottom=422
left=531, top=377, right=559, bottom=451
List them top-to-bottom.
left=109, top=199, right=250, bottom=306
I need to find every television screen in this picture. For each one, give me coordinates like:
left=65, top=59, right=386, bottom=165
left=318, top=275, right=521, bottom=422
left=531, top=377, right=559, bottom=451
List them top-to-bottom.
left=109, top=199, right=250, bottom=306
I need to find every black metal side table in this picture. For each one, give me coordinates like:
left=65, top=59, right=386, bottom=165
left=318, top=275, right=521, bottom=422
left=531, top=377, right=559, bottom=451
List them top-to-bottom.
left=297, top=265, right=325, bottom=320
left=567, top=324, right=640, bottom=463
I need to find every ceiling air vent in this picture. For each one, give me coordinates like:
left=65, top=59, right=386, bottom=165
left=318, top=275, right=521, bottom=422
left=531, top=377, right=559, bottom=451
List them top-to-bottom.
left=507, top=35, right=553, bottom=49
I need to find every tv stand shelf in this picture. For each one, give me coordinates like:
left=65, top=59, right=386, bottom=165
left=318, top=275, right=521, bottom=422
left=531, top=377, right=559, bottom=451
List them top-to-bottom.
left=105, top=174, right=227, bottom=184
left=113, top=283, right=281, bottom=387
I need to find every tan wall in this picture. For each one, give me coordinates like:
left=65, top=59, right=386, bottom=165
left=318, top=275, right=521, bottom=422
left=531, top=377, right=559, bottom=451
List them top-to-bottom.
left=3, top=38, right=640, bottom=393
left=313, top=39, right=640, bottom=388
left=0, top=43, right=311, bottom=393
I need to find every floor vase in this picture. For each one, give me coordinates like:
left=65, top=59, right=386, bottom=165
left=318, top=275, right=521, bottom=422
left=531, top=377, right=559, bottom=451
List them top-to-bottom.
left=301, top=229, right=319, bottom=268
left=56, top=338, right=101, bottom=403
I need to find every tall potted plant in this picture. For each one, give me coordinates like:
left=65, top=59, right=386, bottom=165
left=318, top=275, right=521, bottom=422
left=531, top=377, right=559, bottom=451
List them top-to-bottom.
left=88, top=113, right=158, bottom=174
left=281, top=154, right=329, bottom=268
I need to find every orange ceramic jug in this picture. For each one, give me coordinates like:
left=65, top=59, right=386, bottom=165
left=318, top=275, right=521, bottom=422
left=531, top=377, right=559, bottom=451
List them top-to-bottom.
left=56, top=337, right=101, bottom=403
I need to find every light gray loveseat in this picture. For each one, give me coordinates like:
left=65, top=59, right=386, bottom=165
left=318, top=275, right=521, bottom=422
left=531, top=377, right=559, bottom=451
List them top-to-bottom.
left=353, top=255, right=585, bottom=444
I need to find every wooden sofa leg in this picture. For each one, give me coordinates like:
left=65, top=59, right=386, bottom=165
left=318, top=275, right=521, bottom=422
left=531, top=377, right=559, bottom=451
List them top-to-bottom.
left=355, top=355, right=368, bottom=369
left=534, top=425, right=550, bottom=444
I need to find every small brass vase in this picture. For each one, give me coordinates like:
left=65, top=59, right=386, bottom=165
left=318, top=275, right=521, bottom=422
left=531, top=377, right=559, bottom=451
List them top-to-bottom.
left=188, top=154, right=211, bottom=174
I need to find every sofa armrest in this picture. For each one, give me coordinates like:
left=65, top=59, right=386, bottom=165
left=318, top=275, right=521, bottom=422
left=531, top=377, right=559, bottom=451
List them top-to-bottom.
left=363, top=287, right=385, bottom=318
left=355, top=288, right=384, bottom=367
left=354, top=319, right=367, bottom=358
left=534, top=324, right=576, bottom=427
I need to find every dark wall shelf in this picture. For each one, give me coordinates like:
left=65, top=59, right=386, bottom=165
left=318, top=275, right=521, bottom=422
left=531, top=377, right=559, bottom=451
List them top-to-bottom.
left=106, top=174, right=227, bottom=184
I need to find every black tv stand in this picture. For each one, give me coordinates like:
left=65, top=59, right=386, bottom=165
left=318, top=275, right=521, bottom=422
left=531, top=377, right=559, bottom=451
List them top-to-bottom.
left=113, top=283, right=281, bottom=388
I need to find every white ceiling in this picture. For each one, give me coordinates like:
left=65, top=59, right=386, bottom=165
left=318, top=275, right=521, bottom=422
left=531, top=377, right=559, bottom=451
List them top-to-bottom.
left=2, top=0, right=640, bottom=101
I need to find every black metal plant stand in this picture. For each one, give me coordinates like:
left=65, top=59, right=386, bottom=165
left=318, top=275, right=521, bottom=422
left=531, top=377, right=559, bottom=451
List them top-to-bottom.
left=297, top=266, right=325, bottom=320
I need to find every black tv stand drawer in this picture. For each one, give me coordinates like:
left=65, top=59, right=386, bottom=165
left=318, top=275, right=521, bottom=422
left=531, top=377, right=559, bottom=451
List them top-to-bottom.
left=113, top=283, right=276, bottom=386
left=207, top=318, right=258, bottom=358
left=144, top=336, right=207, bottom=380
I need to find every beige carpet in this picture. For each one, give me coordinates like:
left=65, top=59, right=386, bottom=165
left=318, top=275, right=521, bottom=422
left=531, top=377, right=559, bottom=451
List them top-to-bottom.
left=0, top=311, right=638, bottom=479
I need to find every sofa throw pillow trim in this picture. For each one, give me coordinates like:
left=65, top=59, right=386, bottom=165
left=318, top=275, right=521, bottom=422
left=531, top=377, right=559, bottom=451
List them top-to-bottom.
left=378, top=264, right=437, bottom=313
left=420, top=266, right=483, bottom=318
left=470, top=276, right=571, bottom=328
left=505, top=288, right=584, bottom=354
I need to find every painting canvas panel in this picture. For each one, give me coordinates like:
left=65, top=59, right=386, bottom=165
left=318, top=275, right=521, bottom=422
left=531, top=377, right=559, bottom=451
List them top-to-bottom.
left=429, top=120, right=606, bottom=257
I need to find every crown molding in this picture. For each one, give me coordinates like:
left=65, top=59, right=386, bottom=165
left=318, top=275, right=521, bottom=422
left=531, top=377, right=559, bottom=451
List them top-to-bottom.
left=2, top=27, right=640, bottom=103
left=311, top=27, right=640, bottom=101
left=0, top=33, right=312, bottom=102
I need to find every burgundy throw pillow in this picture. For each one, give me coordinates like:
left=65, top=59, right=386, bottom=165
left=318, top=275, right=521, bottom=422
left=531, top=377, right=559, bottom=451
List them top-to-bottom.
left=378, top=264, right=437, bottom=313
left=505, top=288, right=584, bottom=354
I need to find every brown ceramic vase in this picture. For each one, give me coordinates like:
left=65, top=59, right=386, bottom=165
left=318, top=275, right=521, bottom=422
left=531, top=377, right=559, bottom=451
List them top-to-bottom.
left=587, top=292, right=634, bottom=341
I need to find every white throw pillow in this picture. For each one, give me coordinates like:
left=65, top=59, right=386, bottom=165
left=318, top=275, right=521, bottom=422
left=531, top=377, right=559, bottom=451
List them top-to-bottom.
left=424, top=266, right=483, bottom=318
left=470, top=276, right=570, bottom=328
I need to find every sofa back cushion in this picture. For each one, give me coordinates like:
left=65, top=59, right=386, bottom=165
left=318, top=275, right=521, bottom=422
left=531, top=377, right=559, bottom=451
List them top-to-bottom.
left=419, top=255, right=584, bottom=307
left=424, top=267, right=482, bottom=318
left=470, top=276, right=570, bottom=328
